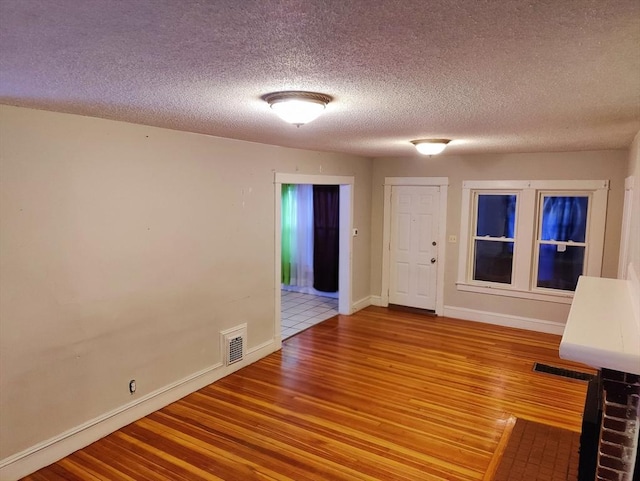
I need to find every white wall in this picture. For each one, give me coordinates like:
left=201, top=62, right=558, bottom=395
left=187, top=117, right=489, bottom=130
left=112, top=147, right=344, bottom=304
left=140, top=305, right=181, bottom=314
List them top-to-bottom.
left=0, top=105, right=372, bottom=463
left=371, top=150, right=628, bottom=325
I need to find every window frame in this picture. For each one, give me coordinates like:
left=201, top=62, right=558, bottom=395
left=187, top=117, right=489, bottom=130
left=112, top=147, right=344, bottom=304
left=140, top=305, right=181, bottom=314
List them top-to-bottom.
left=457, top=180, right=609, bottom=304
left=470, top=191, right=519, bottom=287
left=533, top=191, right=591, bottom=293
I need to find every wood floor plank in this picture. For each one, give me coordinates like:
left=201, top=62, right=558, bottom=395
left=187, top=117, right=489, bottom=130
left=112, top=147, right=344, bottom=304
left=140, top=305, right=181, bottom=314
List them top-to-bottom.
left=21, top=308, right=591, bottom=480
left=482, top=415, right=517, bottom=481
left=82, top=435, right=193, bottom=481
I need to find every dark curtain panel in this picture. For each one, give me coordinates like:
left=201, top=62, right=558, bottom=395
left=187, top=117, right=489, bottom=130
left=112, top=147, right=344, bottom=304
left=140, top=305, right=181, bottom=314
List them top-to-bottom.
left=313, top=185, right=340, bottom=292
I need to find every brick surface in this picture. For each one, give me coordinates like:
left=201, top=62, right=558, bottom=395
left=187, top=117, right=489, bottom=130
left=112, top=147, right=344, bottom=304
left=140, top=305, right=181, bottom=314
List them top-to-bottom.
left=597, top=374, right=640, bottom=481
left=606, top=387, right=633, bottom=405
left=605, top=403, right=634, bottom=419
left=603, top=417, right=629, bottom=432
left=493, top=418, right=580, bottom=481
left=602, top=429, right=635, bottom=447
left=600, top=441, right=624, bottom=458
left=600, top=454, right=627, bottom=471
left=597, top=466, right=623, bottom=481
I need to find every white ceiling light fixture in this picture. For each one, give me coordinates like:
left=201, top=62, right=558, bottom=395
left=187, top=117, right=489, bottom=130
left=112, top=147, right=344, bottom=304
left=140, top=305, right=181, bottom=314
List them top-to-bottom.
left=263, top=91, right=333, bottom=127
left=411, top=139, right=451, bottom=155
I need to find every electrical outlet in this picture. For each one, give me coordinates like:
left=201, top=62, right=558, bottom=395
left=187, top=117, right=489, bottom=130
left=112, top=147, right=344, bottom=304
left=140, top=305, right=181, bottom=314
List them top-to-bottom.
left=448, top=234, right=457, bottom=243
left=129, top=379, right=136, bottom=394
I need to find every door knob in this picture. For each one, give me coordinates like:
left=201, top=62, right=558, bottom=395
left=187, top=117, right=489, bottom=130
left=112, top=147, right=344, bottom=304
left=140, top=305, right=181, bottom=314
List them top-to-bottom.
left=431, top=258, right=436, bottom=263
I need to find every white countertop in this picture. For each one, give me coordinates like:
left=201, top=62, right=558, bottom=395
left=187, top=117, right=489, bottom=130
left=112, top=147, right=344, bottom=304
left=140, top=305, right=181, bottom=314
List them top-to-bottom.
left=560, top=276, right=640, bottom=375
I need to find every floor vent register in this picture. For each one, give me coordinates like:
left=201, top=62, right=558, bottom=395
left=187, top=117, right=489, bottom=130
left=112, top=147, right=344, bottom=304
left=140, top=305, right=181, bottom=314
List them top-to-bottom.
left=532, top=363, right=595, bottom=382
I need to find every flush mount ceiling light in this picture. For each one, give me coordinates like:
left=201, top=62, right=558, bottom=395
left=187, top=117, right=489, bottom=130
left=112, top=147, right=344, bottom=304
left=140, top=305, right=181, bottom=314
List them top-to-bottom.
left=263, top=91, right=333, bottom=126
left=411, top=139, right=451, bottom=155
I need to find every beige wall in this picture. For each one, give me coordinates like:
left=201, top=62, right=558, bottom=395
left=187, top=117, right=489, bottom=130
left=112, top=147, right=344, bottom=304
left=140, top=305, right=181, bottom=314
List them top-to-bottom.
left=0, top=105, right=372, bottom=458
left=626, top=131, right=640, bottom=279
left=371, top=150, right=628, bottom=323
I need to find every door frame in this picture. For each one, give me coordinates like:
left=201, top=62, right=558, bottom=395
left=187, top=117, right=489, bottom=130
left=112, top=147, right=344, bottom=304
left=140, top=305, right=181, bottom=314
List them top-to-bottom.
left=274, top=173, right=354, bottom=345
left=618, top=175, right=635, bottom=279
left=381, top=177, right=448, bottom=315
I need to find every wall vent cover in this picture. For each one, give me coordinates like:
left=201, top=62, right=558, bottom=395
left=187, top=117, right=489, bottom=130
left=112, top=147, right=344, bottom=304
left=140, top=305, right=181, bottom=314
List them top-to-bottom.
left=221, top=324, right=247, bottom=366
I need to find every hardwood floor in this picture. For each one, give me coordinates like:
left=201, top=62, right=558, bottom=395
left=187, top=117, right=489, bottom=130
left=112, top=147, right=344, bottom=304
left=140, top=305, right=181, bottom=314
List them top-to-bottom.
left=22, top=307, right=594, bottom=481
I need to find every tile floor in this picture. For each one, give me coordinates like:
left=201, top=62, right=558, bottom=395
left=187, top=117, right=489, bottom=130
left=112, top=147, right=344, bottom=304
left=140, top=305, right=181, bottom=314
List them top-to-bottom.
left=281, top=290, right=339, bottom=340
left=493, top=418, right=579, bottom=481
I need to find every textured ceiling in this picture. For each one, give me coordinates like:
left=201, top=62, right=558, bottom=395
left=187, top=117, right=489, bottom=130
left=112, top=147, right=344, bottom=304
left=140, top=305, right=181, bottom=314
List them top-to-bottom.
left=1, top=0, right=639, bottom=157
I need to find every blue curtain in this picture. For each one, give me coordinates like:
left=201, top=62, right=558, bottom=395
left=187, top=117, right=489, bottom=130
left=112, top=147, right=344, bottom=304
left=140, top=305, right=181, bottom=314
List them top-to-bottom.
left=538, top=196, right=588, bottom=289
left=540, top=197, right=587, bottom=242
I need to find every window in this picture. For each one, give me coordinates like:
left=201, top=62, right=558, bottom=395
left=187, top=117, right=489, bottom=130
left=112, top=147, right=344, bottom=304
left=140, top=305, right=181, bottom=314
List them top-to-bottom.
left=458, top=180, right=609, bottom=303
left=473, top=193, right=516, bottom=284
left=535, top=195, right=588, bottom=291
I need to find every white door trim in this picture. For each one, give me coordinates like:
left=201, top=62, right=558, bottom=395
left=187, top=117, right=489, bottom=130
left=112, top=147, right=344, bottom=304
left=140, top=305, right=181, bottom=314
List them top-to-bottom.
left=274, top=173, right=354, bottom=346
left=618, top=175, right=635, bottom=280
left=381, top=177, right=448, bottom=315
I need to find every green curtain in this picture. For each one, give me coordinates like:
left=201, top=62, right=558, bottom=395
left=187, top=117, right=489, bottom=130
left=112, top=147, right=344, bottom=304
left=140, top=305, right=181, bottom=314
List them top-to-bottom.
left=281, top=184, right=296, bottom=284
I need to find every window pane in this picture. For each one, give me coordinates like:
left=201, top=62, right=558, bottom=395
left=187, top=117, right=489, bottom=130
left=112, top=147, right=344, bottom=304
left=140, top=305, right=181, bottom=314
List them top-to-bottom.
left=476, top=195, right=516, bottom=238
left=540, top=196, right=588, bottom=242
left=473, top=240, right=514, bottom=284
left=537, top=244, right=585, bottom=291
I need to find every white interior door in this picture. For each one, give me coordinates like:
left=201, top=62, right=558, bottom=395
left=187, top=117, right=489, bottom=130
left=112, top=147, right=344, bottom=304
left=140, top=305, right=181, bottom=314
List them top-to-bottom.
left=389, top=186, right=440, bottom=310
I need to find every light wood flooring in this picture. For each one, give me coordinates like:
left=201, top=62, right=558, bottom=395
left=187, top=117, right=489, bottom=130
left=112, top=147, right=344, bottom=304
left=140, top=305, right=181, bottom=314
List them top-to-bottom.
left=22, top=307, right=594, bottom=481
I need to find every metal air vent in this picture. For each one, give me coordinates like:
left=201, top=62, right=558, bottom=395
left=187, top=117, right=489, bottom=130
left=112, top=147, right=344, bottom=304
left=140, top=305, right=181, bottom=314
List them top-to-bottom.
left=221, top=324, right=247, bottom=366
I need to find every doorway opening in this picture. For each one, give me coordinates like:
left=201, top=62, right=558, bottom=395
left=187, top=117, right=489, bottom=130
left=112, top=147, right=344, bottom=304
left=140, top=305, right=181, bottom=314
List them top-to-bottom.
left=274, top=174, right=354, bottom=344
left=280, top=183, right=340, bottom=339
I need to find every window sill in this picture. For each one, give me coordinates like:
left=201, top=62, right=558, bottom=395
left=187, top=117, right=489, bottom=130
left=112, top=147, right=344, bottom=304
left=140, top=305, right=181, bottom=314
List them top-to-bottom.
left=455, top=282, right=574, bottom=304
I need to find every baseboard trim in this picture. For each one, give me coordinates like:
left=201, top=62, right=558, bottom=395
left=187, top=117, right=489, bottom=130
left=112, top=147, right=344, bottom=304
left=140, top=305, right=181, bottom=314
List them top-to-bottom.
left=370, top=295, right=385, bottom=307
left=352, top=296, right=372, bottom=313
left=443, top=306, right=566, bottom=335
left=0, top=339, right=278, bottom=481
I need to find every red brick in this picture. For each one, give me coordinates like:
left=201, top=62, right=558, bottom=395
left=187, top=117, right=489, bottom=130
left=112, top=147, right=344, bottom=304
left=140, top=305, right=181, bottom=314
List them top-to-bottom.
left=604, top=381, right=640, bottom=402
left=606, top=388, right=632, bottom=405
left=605, top=403, right=633, bottom=419
left=603, top=416, right=629, bottom=432
left=601, top=429, right=635, bottom=447
left=600, top=441, right=624, bottom=458
left=600, top=454, right=628, bottom=471
left=597, top=465, right=623, bottom=480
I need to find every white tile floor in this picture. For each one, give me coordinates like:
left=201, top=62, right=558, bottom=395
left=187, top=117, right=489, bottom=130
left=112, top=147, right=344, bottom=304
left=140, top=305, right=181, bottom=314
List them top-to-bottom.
left=281, top=290, right=339, bottom=340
